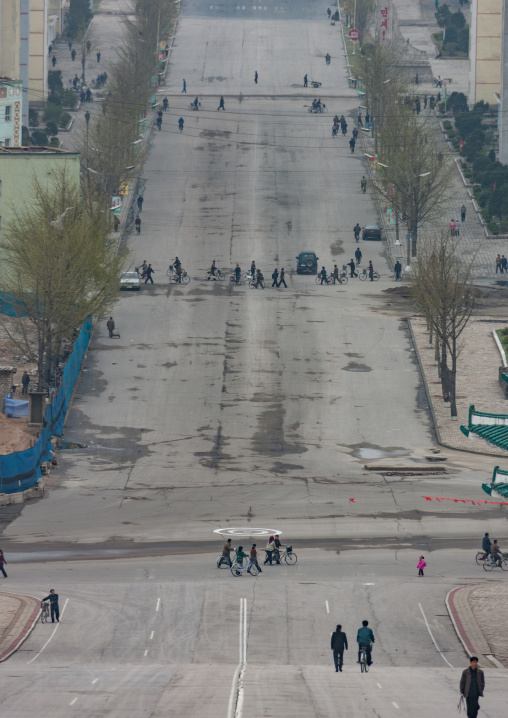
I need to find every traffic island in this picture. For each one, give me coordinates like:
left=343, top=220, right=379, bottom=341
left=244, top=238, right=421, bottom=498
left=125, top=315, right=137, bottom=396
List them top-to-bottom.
left=0, top=592, right=41, bottom=662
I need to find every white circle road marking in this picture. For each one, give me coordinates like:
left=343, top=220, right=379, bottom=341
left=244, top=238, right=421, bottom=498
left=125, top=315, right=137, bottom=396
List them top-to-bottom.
left=214, top=527, right=282, bottom=537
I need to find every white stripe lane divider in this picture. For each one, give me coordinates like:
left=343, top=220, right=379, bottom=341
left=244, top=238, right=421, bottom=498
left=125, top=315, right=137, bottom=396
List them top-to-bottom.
left=27, top=598, right=69, bottom=664
left=227, top=598, right=247, bottom=718
left=325, top=601, right=330, bottom=614
left=419, top=602, right=453, bottom=668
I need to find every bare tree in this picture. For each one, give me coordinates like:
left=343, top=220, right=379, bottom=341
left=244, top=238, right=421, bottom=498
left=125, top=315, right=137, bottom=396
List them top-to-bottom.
left=355, top=0, right=375, bottom=47
left=0, top=168, right=126, bottom=388
left=409, top=232, right=477, bottom=418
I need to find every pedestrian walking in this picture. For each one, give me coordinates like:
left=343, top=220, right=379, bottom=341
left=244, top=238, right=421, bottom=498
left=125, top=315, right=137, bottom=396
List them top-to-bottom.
left=327, top=7, right=331, bottom=18
left=86, top=40, right=91, bottom=53
left=68, top=41, right=73, bottom=52
left=71, top=48, right=76, bottom=61
left=97, top=51, right=101, bottom=63
left=51, top=55, right=56, bottom=67
left=254, top=70, right=258, bottom=84
left=304, top=74, right=308, bottom=87
left=182, top=79, right=187, bottom=93
left=86, top=88, right=92, bottom=102
left=424, top=94, right=427, bottom=109
left=217, top=96, right=225, bottom=111
left=163, top=97, right=169, bottom=111
left=365, top=111, right=370, bottom=124
left=156, top=116, right=162, bottom=131
left=352, top=127, right=358, bottom=140
left=349, top=137, right=356, bottom=153
left=137, top=195, right=144, bottom=212
left=461, top=204, right=466, bottom=222
left=135, top=215, right=141, bottom=234
left=450, top=219, right=456, bottom=236
left=353, top=223, right=361, bottom=242
left=355, top=247, right=362, bottom=265
left=496, top=254, right=502, bottom=273
left=502, top=255, right=508, bottom=273
left=348, top=259, right=357, bottom=278
left=368, top=260, right=374, bottom=281
left=394, top=260, right=402, bottom=280
left=144, top=264, right=155, bottom=284
left=320, top=266, right=328, bottom=285
left=278, top=267, right=287, bottom=288
left=271, top=268, right=279, bottom=287
left=106, top=317, right=119, bottom=338
left=21, top=371, right=31, bottom=395
left=248, top=544, right=262, bottom=573
left=0, top=549, right=7, bottom=578
left=417, top=555, right=426, bottom=576
left=41, top=589, right=60, bottom=623
left=331, top=624, right=348, bottom=672
left=459, top=656, right=485, bottom=718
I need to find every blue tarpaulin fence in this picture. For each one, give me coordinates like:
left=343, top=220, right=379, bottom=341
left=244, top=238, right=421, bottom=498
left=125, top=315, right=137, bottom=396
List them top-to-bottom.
left=0, top=319, right=92, bottom=494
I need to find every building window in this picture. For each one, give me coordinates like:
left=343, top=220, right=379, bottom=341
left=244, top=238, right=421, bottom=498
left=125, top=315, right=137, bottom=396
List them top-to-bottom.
left=5, top=106, right=11, bottom=122
left=4, top=139, right=10, bottom=147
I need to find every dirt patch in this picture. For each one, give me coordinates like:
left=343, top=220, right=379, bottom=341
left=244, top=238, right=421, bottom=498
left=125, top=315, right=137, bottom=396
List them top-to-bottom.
left=330, top=239, right=344, bottom=256
left=0, top=413, right=40, bottom=455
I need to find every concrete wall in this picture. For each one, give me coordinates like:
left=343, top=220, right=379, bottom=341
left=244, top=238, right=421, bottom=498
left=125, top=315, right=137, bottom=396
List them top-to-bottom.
left=29, top=0, right=48, bottom=105
left=469, top=0, right=503, bottom=105
left=500, top=1, right=508, bottom=164
left=0, top=152, right=80, bottom=244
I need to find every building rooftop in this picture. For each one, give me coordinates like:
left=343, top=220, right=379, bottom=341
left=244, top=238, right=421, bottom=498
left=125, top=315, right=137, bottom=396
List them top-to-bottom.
left=0, top=77, right=22, bottom=85
left=0, top=146, right=79, bottom=155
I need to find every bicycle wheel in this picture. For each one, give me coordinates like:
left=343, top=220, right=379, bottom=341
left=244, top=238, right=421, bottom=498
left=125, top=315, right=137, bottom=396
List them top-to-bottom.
left=217, top=271, right=225, bottom=281
left=373, top=272, right=380, bottom=281
left=359, top=273, right=367, bottom=281
left=181, top=274, right=191, bottom=284
left=339, top=275, right=348, bottom=285
left=315, top=276, right=321, bottom=285
left=249, top=281, right=257, bottom=289
left=258, top=281, right=265, bottom=289
left=285, top=552, right=297, bottom=565
left=475, top=552, right=486, bottom=565
left=217, top=556, right=230, bottom=569
left=501, top=559, right=508, bottom=571
left=483, top=560, right=495, bottom=571
left=231, top=563, right=242, bottom=577
left=249, top=564, right=259, bottom=576
left=364, top=661, right=369, bottom=673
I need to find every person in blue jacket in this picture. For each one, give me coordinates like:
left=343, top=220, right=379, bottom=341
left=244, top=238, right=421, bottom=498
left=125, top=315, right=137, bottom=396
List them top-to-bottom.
left=357, top=619, right=374, bottom=665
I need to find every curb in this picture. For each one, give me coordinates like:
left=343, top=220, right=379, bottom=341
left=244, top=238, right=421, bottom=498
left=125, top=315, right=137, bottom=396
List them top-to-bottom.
left=445, top=585, right=497, bottom=669
left=0, top=593, right=41, bottom=663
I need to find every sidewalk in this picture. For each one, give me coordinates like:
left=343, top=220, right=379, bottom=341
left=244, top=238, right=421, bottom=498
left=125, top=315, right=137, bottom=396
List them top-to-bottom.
left=410, top=317, right=508, bottom=455
left=447, top=583, right=508, bottom=668
left=0, top=591, right=40, bottom=662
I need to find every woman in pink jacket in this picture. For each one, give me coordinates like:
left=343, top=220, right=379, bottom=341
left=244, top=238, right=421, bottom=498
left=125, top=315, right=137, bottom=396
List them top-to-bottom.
left=417, top=555, right=426, bottom=577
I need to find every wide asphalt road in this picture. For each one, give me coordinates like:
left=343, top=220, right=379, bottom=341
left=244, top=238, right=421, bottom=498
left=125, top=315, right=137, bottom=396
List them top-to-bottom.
left=2, top=2, right=506, bottom=716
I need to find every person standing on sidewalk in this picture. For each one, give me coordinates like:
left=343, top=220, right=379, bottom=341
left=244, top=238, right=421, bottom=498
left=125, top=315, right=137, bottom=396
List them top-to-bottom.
left=461, top=204, right=466, bottom=222
left=495, top=254, right=502, bottom=273
left=394, top=260, right=402, bottom=280
left=278, top=267, right=287, bottom=288
left=106, top=317, right=116, bottom=338
left=21, top=371, right=31, bottom=395
left=0, top=549, right=7, bottom=578
left=417, top=555, right=426, bottom=576
left=41, top=589, right=60, bottom=623
left=330, top=624, right=348, bottom=672
left=460, top=656, right=485, bottom=718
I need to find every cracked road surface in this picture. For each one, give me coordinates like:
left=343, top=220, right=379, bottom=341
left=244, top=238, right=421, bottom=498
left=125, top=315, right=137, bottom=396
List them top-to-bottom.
left=2, top=2, right=507, bottom=716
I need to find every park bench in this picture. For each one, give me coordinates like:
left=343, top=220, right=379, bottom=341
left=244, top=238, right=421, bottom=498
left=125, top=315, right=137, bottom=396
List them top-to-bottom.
left=460, top=405, right=508, bottom=452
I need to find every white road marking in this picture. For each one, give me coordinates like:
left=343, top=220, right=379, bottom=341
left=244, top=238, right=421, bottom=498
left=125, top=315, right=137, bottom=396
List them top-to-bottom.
left=363, top=582, right=375, bottom=585
left=27, top=598, right=69, bottom=664
left=156, top=598, right=161, bottom=612
left=228, top=598, right=247, bottom=718
left=325, top=600, right=330, bottom=613
left=419, top=603, right=453, bottom=668
left=150, top=630, right=155, bottom=640
left=144, top=649, right=148, bottom=657
left=486, top=654, right=504, bottom=668
left=92, top=678, right=99, bottom=684
left=377, top=682, right=382, bottom=689
left=69, top=698, right=78, bottom=706
left=392, top=702, right=399, bottom=709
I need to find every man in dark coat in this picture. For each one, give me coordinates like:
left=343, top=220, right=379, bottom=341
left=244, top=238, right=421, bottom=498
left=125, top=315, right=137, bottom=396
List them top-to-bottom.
left=482, top=532, right=491, bottom=558
left=41, top=589, right=60, bottom=623
left=331, top=624, right=348, bottom=672
left=460, top=656, right=485, bottom=718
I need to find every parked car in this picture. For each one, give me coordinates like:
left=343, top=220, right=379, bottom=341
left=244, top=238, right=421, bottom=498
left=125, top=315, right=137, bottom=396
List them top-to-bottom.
left=362, top=225, right=382, bottom=241
left=296, top=251, right=319, bottom=274
left=120, top=271, right=141, bottom=291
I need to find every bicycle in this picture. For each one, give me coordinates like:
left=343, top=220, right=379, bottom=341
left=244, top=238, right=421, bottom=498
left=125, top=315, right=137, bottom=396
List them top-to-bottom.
left=189, top=101, right=202, bottom=111
left=166, top=264, right=176, bottom=278
left=359, top=268, right=380, bottom=281
left=206, top=269, right=224, bottom=281
left=170, top=271, right=191, bottom=284
left=230, top=274, right=243, bottom=285
left=331, top=274, right=348, bottom=285
left=315, top=276, right=332, bottom=285
left=249, top=279, right=265, bottom=289
left=278, top=546, right=298, bottom=565
left=475, top=550, right=488, bottom=565
left=483, top=553, right=508, bottom=571
left=217, top=555, right=233, bottom=569
left=231, top=558, right=259, bottom=577
left=41, top=602, right=50, bottom=624
left=359, top=644, right=371, bottom=673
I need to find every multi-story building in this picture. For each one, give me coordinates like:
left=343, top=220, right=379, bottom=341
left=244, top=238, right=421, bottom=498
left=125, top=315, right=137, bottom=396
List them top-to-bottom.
left=469, top=0, right=503, bottom=105
left=499, top=3, right=508, bottom=164
left=0, top=78, right=23, bottom=147
left=0, top=146, right=80, bottom=239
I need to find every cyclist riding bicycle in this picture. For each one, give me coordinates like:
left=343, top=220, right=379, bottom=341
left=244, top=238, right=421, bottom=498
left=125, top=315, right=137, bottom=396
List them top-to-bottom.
left=491, top=539, right=503, bottom=566
left=357, top=620, right=374, bottom=666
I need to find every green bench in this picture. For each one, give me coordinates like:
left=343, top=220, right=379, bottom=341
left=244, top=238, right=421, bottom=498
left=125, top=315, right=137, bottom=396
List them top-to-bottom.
left=460, top=405, right=508, bottom=452
left=482, top=466, right=508, bottom=498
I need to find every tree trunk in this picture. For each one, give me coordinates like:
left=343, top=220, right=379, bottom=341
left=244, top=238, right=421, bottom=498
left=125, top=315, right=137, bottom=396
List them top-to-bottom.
left=449, top=336, right=458, bottom=418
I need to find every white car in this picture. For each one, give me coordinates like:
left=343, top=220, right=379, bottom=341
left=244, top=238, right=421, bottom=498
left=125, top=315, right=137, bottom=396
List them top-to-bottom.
left=120, top=271, right=141, bottom=291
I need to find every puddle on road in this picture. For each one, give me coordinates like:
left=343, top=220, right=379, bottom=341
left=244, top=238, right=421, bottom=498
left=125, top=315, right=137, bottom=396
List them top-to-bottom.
left=342, top=362, right=371, bottom=372
left=351, top=443, right=411, bottom=460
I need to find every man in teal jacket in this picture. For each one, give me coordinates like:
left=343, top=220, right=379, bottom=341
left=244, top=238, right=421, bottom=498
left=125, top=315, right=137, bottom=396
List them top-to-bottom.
left=357, top=620, right=375, bottom=665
